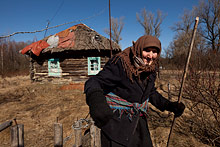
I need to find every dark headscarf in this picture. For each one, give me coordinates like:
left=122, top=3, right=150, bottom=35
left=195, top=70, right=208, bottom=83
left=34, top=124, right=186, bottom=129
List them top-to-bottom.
left=112, top=35, right=161, bottom=82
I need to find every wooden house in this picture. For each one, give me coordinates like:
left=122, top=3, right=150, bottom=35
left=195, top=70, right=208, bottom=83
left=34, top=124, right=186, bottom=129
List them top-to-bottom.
left=21, top=24, right=121, bottom=83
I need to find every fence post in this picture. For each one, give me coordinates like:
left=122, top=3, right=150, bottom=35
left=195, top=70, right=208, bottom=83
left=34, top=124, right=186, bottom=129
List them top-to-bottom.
left=168, top=82, right=172, bottom=116
left=168, top=82, right=171, bottom=101
left=74, top=120, right=82, bottom=147
left=90, top=121, right=101, bottom=147
left=54, top=123, right=63, bottom=147
left=11, top=124, right=24, bottom=147
left=95, top=125, right=101, bottom=147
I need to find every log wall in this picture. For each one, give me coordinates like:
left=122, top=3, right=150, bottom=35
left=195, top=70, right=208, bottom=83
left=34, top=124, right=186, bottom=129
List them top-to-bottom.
left=31, top=57, right=109, bottom=83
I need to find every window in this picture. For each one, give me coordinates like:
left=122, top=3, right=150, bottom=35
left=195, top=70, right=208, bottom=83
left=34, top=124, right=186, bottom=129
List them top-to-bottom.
left=88, top=57, right=100, bottom=75
left=48, top=58, right=61, bottom=77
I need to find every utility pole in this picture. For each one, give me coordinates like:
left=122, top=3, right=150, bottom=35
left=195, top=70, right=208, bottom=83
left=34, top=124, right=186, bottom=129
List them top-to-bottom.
left=109, top=0, right=112, bottom=58
left=44, top=20, right=50, bottom=38
left=1, top=44, right=3, bottom=76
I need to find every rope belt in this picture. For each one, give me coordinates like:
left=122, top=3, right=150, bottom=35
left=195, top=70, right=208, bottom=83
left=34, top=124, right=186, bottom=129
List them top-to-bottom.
left=105, top=92, right=149, bottom=120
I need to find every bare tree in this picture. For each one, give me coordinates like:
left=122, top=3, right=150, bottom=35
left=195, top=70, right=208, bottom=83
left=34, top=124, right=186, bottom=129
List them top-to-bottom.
left=166, top=0, right=220, bottom=69
left=193, top=0, right=220, bottom=52
left=136, top=8, right=166, bottom=38
left=171, top=9, right=195, bottom=34
left=104, top=17, right=124, bottom=44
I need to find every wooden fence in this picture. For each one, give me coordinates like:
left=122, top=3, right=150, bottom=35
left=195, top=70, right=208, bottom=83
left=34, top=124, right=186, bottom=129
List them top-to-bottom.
left=0, top=118, right=101, bottom=147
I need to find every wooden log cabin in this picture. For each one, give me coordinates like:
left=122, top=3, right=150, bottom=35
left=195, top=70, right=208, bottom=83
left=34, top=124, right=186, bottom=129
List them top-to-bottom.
left=20, top=24, right=121, bottom=83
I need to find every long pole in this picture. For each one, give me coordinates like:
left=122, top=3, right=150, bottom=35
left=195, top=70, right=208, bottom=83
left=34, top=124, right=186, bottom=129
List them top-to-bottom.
left=109, top=0, right=112, bottom=58
left=166, top=17, right=199, bottom=147
left=44, top=20, right=50, bottom=38
left=1, top=44, right=3, bottom=76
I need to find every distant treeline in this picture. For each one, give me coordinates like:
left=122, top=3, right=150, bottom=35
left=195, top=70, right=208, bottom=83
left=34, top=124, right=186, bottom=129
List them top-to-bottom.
left=0, top=39, right=33, bottom=77
left=160, top=50, right=220, bottom=71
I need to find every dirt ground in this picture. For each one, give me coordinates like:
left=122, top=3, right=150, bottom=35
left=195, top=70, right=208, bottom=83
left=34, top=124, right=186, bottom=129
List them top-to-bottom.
left=0, top=74, right=210, bottom=147
left=0, top=76, right=88, bottom=147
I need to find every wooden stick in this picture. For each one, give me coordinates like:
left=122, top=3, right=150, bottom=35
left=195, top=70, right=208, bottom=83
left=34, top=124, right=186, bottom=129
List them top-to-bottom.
left=166, top=17, right=199, bottom=147
left=168, top=82, right=171, bottom=101
left=168, top=83, right=172, bottom=116
left=89, top=119, right=101, bottom=147
left=0, top=120, right=13, bottom=132
left=74, top=121, right=82, bottom=147
left=54, top=123, right=63, bottom=147
left=90, top=123, right=95, bottom=147
left=11, top=124, right=24, bottom=147
left=18, top=125, right=24, bottom=147
left=94, top=126, right=101, bottom=147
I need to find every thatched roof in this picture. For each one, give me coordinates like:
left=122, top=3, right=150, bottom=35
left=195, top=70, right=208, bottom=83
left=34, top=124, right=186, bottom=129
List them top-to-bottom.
left=21, top=24, right=121, bottom=56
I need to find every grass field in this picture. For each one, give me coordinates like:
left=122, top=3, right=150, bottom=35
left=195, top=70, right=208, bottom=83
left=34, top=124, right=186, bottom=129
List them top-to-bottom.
left=0, top=73, right=211, bottom=147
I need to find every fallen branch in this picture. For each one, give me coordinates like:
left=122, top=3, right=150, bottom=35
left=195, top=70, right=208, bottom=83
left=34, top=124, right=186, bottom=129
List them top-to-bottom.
left=0, top=120, right=13, bottom=132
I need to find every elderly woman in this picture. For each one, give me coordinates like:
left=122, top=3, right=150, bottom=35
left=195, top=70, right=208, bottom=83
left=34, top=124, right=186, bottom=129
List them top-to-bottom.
left=84, top=35, right=185, bottom=147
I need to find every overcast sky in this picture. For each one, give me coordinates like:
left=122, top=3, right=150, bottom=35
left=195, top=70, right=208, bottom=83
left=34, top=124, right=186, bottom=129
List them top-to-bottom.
left=0, top=0, right=202, bottom=55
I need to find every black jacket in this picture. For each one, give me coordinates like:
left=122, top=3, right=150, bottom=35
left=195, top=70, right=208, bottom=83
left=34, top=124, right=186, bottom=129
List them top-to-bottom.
left=84, top=57, right=169, bottom=146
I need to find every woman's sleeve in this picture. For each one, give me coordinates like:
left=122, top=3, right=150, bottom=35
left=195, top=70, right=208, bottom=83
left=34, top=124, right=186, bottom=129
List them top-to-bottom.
left=84, top=57, right=123, bottom=95
left=84, top=58, right=122, bottom=128
left=149, top=83, right=170, bottom=112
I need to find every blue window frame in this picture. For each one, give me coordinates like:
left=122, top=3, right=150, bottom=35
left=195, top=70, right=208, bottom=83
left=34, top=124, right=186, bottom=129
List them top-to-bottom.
left=88, top=57, right=100, bottom=75
left=48, top=58, right=61, bottom=77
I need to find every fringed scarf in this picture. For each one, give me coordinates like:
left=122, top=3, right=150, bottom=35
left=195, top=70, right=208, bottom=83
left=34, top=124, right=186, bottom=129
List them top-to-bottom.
left=112, top=35, right=161, bottom=82
left=105, top=92, right=149, bottom=121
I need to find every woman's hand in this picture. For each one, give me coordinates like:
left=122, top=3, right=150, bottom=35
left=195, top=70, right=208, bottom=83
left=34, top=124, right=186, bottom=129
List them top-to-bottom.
left=166, top=101, right=185, bottom=117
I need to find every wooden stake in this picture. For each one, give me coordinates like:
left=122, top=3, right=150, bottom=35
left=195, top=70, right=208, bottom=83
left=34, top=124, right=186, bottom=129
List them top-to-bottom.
left=166, top=17, right=199, bottom=147
left=168, top=82, right=171, bottom=101
left=168, top=83, right=171, bottom=116
left=90, top=120, right=101, bottom=147
left=74, top=121, right=82, bottom=147
left=54, top=123, right=63, bottom=147
left=11, top=124, right=24, bottom=147
left=95, top=126, right=101, bottom=147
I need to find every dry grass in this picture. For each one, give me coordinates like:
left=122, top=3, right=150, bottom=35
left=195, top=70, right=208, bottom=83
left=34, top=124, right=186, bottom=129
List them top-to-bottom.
left=0, top=74, right=211, bottom=147
left=0, top=76, right=88, bottom=147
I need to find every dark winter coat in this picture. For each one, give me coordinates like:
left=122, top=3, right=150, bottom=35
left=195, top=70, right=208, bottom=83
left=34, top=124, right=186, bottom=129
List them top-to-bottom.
left=84, top=57, right=170, bottom=146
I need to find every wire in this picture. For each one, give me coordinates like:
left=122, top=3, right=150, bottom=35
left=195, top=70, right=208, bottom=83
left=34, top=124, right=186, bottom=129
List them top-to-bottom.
left=44, top=0, right=64, bottom=37
left=50, top=0, right=64, bottom=23
left=0, top=7, right=107, bottom=39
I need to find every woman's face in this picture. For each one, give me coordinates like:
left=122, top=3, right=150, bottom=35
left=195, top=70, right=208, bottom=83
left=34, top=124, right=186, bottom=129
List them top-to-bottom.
left=142, top=47, right=158, bottom=65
